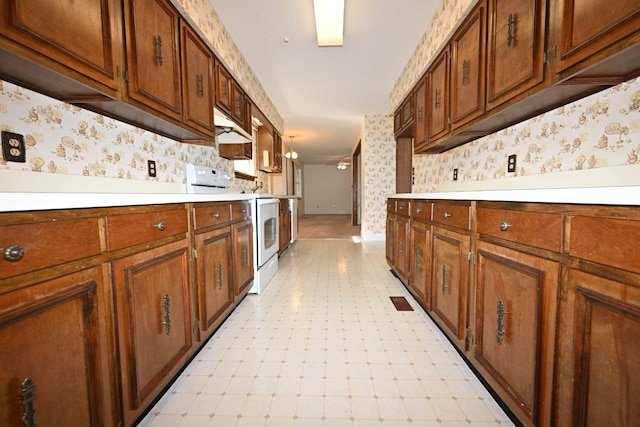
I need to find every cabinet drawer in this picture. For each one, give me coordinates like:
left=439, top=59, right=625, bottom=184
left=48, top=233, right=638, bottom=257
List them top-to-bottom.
left=387, top=199, right=396, bottom=214
left=396, top=200, right=410, bottom=217
left=411, top=200, right=431, bottom=222
left=231, top=201, right=251, bottom=221
left=433, top=201, right=470, bottom=230
left=193, top=203, right=231, bottom=230
left=106, top=207, right=188, bottom=251
left=477, top=208, right=562, bottom=252
left=568, top=216, right=640, bottom=274
left=0, top=217, right=102, bottom=279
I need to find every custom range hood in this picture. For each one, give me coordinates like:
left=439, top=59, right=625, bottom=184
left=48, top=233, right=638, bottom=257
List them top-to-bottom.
left=215, top=108, right=252, bottom=144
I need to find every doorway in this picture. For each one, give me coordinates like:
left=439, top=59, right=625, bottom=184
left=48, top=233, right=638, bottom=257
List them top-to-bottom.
left=352, top=141, right=361, bottom=226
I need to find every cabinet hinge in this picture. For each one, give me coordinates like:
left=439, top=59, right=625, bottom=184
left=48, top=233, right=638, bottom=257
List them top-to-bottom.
left=543, top=51, right=549, bottom=65
left=123, top=69, right=129, bottom=83
left=192, top=248, right=197, bottom=260
left=467, top=251, right=475, bottom=264
left=192, top=319, right=200, bottom=336
left=465, top=327, right=474, bottom=345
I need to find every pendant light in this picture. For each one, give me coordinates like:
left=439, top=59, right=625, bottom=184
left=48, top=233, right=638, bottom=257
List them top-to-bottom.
left=285, top=135, right=298, bottom=159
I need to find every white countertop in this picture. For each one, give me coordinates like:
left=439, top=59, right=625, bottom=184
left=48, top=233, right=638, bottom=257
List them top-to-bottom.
left=393, top=186, right=640, bottom=206
left=0, top=192, right=287, bottom=213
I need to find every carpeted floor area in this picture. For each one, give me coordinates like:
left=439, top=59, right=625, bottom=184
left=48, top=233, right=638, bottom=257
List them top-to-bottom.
left=297, top=214, right=361, bottom=239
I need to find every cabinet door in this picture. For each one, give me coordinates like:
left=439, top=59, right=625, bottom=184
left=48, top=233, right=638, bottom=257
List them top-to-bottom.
left=0, top=0, right=120, bottom=92
left=124, top=0, right=182, bottom=120
left=450, top=0, right=486, bottom=129
left=486, top=0, right=547, bottom=111
left=556, top=0, right=640, bottom=74
left=181, top=22, right=214, bottom=135
left=427, top=48, right=450, bottom=141
left=215, top=61, right=233, bottom=115
left=414, top=77, right=428, bottom=149
left=232, top=81, right=246, bottom=128
left=258, top=127, right=275, bottom=172
left=273, top=131, right=283, bottom=172
left=386, top=215, right=395, bottom=266
left=394, top=216, right=409, bottom=283
left=232, top=220, right=254, bottom=299
left=409, top=221, right=431, bottom=308
left=195, top=227, right=233, bottom=339
left=431, top=227, right=470, bottom=350
left=112, top=239, right=192, bottom=426
left=475, top=241, right=559, bottom=426
left=0, top=267, right=116, bottom=427
left=556, top=268, right=640, bottom=427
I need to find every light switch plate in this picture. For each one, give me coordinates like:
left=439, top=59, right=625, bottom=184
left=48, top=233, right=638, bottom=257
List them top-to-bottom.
left=1, top=131, right=26, bottom=163
left=148, top=160, right=157, bottom=177
left=453, top=168, right=458, bottom=181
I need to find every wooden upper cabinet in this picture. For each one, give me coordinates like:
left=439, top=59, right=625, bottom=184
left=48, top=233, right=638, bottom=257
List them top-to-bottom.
left=0, top=0, right=120, bottom=97
left=124, top=0, right=182, bottom=120
left=450, top=0, right=486, bottom=130
left=486, top=0, right=547, bottom=111
left=556, top=0, right=640, bottom=79
left=181, top=21, right=214, bottom=135
left=427, top=47, right=451, bottom=142
left=215, top=60, right=233, bottom=116
left=413, top=77, right=428, bottom=150
left=232, top=81, right=246, bottom=129
left=394, top=94, right=414, bottom=137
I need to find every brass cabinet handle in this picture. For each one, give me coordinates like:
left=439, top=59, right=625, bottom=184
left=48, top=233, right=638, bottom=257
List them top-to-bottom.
left=507, top=13, right=516, bottom=47
left=156, top=35, right=163, bottom=65
left=462, top=59, right=470, bottom=85
left=197, top=74, right=204, bottom=97
left=435, top=89, right=441, bottom=109
left=417, top=106, right=423, bottom=122
left=415, top=207, right=423, bottom=214
left=240, top=208, right=247, bottom=214
left=443, top=212, right=452, bottom=219
left=214, top=213, right=221, bottom=219
left=499, top=221, right=511, bottom=231
left=155, top=222, right=166, bottom=231
left=3, top=244, right=24, bottom=261
left=243, top=246, right=249, bottom=266
left=415, top=248, right=423, bottom=273
left=216, top=261, right=223, bottom=290
left=442, top=264, right=448, bottom=295
left=161, top=294, right=171, bottom=335
left=496, top=300, right=507, bottom=344
left=20, top=378, right=37, bottom=427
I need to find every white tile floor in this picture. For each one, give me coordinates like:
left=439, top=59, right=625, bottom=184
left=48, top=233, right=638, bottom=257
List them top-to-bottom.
left=139, top=239, right=515, bottom=427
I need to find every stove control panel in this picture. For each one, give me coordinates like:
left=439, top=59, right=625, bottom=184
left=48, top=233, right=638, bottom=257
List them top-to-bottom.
left=185, top=163, right=231, bottom=193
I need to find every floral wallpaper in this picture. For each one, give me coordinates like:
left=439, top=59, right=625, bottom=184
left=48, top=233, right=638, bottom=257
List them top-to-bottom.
left=412, top=78, right=640, bottom=192
left=361, top=115, right=395, bottom=239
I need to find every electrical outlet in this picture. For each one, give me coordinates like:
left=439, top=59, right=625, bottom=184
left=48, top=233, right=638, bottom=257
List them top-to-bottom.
left=1, top=131, right=26, bottom=163
left=507, top=154, right=517, bottom=173
left=148, top=160, right=157, bottom=177
left=453, top=168, right=458, bottom=181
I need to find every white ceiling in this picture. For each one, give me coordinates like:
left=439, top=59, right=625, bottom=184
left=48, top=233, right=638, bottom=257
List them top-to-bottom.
left=209, top=0, right=442, bottom=164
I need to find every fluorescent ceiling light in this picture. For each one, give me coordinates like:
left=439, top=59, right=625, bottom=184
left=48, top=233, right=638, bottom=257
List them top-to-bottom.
left=313, top=0, right=344, bottom=47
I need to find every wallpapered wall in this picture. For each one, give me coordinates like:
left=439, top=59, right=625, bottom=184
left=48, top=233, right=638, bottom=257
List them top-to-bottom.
left=0, top=0, right=282, bottom=193
left=361, top=115, right=395, bottom=239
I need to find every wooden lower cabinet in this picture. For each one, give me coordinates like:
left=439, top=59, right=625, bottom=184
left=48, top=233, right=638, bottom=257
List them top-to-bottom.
left=386, top=213, right=395, bottom=266
left=393, top=215, right=410, bottom=283
left=232, top=220, right=254, bottom=299
left=408, top=220, right=431, bottom=308
left=194, top=226, right=234, bottom=339
left=430, top=226, right=470, bottom=350
left=112, top=239, right=193, bottom=426
left=475, top=241, right=559, bottom=426
left=0, top=266, right=117, bottom=427
left=556, top=268, right=640, bottom=427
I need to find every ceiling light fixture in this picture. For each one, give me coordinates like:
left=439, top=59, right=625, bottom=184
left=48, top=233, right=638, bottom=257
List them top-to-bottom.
left=313, top=0, right=344, bottom=47
left=285, top=136, right=298, bottom=159
left=337, top=162, right=348, bottom=170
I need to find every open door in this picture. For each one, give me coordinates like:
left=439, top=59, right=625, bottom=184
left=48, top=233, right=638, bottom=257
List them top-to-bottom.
left=352, top=141, right=361, bottom=226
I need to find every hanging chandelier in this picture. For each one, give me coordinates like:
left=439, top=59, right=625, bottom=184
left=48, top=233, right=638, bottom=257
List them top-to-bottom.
left=285, top=135, right=298, bottom=159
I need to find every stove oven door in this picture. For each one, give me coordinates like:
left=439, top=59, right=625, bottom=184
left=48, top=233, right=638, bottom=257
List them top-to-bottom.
left=256, top=198, right=279, bottom=267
